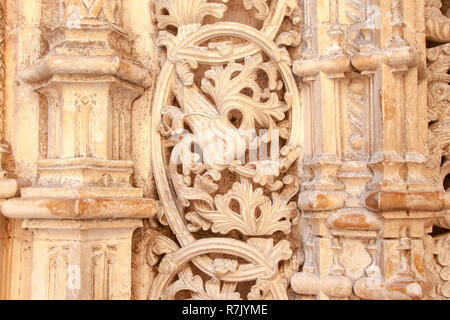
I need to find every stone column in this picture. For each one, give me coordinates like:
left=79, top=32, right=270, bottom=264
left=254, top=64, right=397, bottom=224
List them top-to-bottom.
left=1, top=0, right=157, bottom=300
left=291, top=0, right=438, bottom=300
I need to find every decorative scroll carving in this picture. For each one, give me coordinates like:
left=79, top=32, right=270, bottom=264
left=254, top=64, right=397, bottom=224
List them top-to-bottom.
left=149, top=0, right=302, bottom=300
left=424, top=3, right=450, bottom=297
left=427, top=43, right=450, bottom=184
left=192, top=177, right=298, bottom=236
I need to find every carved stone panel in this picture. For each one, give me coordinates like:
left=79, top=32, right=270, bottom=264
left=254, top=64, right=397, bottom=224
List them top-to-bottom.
left=0, top=0, right=448, bottom=301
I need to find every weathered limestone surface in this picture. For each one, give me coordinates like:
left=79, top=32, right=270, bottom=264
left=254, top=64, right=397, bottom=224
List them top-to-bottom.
left=0, top=0, right=448, bottom=300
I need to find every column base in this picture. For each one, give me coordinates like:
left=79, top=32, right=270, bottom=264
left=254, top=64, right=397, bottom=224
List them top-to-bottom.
left=23, top=218, right=143, bottom=300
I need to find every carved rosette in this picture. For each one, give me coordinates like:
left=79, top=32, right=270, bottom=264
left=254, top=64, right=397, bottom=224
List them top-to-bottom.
left=149, top=0, right=303, bottom=300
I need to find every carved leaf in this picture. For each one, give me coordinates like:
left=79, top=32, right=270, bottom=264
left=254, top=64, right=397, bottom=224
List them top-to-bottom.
left=155, top=0, right=228, bottom=29
left=243, top=0, right=270, bottom=21
left=285, top=0, right=302, bottom=25
left=425, top=0, right=450, bottom=42
left=276, top=31, right=301, bottom=47
left=427, top=44, right=450, bottom=122
left=201, top=54, right=287, bottom=131
left=175, top=60, right=198, bottom=86
left=198, top=178, right=296, bottom=236
left=186, top=211, right=212, bottom=232
left=153, top=236, right=180, bottom=256
left=246, top=238, right=293, bottom=264
left=247, top=238, right=293, bottom=299
left=213, top=258, right=238, bottom=277
left=162, top=266, right=241, bottom=300
left=192, top=278, right=241, bottom=300
left=247, top=278, right=273, bottom=300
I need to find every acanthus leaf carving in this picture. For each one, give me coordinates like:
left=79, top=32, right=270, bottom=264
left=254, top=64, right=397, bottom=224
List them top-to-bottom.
left=150, top=0, right=302, bottom=300
left=154, top=0, right=228, bottom=29
left=426, top=43, right=450, bottom=185
left=200, top=53, right=287, bottom=132
left=196, top=177, right=298, bottom=236
left=161, top=265, right=241, bottom=300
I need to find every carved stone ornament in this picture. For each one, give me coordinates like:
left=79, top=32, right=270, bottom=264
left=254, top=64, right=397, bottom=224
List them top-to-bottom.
left=0, top=0, right=449, bottom=301
left=149, top=0, right=302, bottom=300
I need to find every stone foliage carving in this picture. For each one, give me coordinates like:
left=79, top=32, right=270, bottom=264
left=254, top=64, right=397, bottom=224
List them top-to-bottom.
left=1, top=0, right=450, bottom=301
left=146, top=0, right=450, bottom=301
left=148, top=0, right=302, bottom=300
left=425, top=0, right=450, bottom=301
left=427, top=43, right=450, bottom=184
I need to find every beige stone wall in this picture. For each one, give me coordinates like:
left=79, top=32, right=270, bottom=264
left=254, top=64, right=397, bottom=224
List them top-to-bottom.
left=0, top=0, right=448, bottom=300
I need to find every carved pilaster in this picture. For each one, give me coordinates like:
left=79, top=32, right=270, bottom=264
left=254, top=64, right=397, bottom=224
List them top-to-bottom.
left=0, top=0, right=157, bottom=300
left=24, top=219, right=141, bottom=300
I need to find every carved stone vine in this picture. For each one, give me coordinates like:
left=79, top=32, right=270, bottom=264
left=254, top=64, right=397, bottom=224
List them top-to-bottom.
left=1, top=0, right=450, bottom=301
left=148, top=0, right=302, bottom=300
left=425, top=0, right=450, bottom=301
left=427, top=43, right=450, bottom=185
